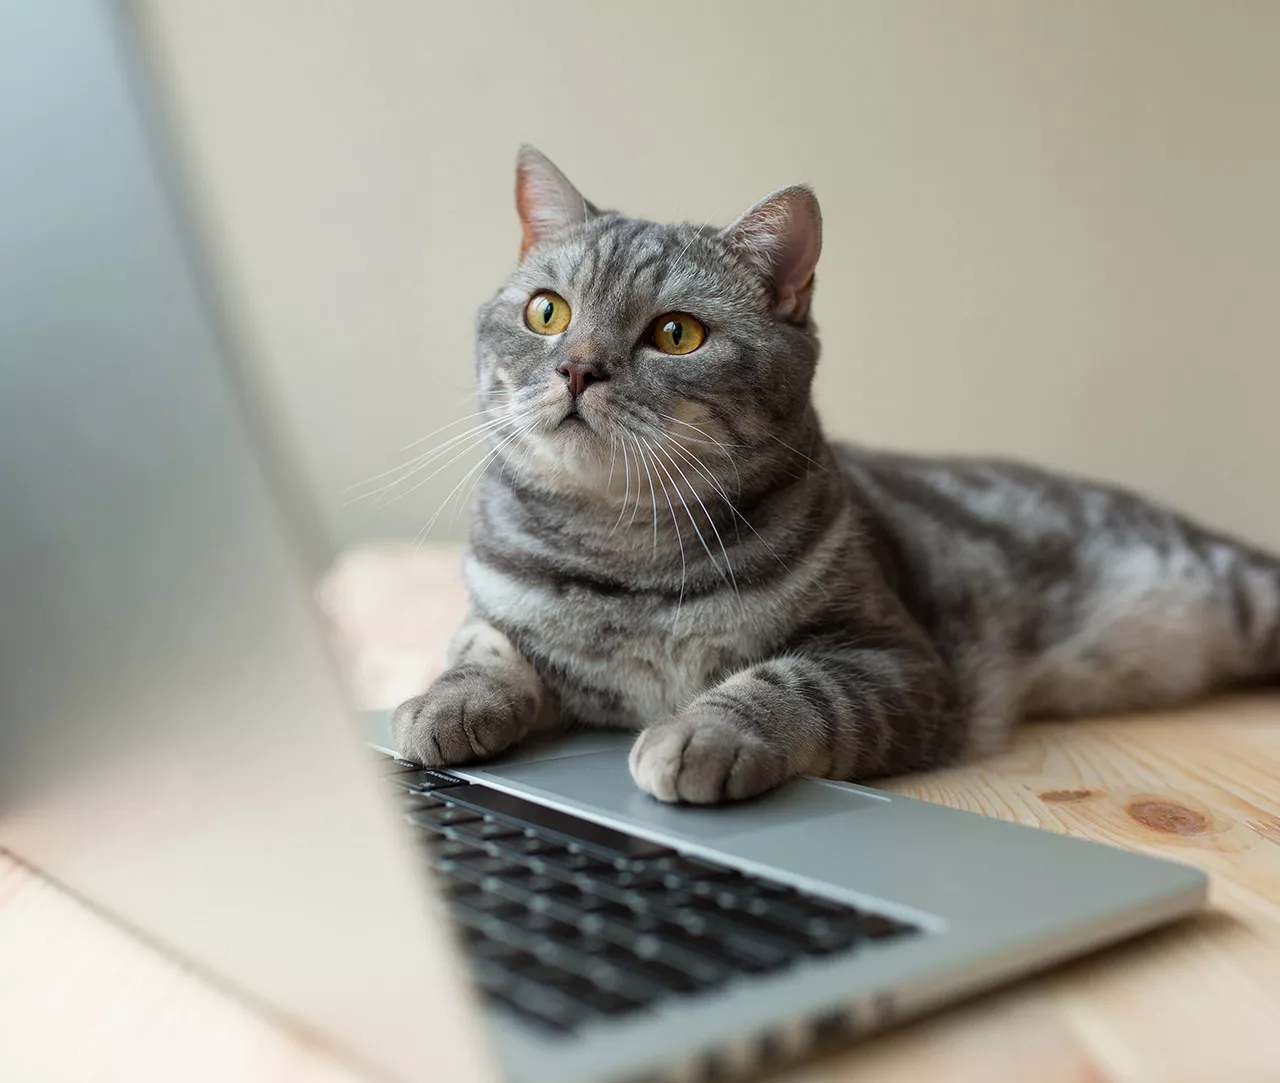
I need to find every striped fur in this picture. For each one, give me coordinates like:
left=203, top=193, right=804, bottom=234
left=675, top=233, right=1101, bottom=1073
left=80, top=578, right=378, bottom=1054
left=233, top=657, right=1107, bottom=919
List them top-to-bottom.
left=392, top=149, right=1280, bottom=802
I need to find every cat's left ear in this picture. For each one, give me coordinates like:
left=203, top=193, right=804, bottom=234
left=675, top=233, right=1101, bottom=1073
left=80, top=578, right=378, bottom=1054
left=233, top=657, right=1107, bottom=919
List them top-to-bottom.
left=515, top=145, right=597, bottom=259
left=720, top=186, right=822, bottom=321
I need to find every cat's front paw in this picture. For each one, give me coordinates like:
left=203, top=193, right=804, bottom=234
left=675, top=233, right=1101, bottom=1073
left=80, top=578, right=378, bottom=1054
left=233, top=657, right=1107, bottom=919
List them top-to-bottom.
left=392, top=665, right=536, bottom=767
left=628, top=711, right=789, bottom=804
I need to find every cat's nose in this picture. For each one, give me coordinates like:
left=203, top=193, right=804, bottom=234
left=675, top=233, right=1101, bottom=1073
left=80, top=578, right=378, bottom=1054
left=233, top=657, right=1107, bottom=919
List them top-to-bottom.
left=557, top=360, right=607, bottom=397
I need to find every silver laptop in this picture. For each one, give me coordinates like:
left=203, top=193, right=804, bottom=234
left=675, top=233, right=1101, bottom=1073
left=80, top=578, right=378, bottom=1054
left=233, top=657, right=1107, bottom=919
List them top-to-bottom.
left=0, top=5, right=1207, bottom=1083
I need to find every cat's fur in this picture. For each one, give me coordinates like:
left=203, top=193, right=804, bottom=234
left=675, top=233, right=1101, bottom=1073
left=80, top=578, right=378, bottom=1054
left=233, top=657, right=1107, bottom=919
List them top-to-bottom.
left=393, top=147, right=1280, bottom=803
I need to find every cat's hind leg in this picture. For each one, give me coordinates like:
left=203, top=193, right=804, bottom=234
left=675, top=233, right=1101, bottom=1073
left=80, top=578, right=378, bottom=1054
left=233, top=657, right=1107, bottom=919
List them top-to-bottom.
left=1019, top=528, right=1280, bottom=718
left=393, top=617, right=557, bottom=766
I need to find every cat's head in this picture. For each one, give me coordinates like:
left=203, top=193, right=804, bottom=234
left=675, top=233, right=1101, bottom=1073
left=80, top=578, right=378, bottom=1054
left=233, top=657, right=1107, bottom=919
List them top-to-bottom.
left=475, top=147, right=822, bottom=501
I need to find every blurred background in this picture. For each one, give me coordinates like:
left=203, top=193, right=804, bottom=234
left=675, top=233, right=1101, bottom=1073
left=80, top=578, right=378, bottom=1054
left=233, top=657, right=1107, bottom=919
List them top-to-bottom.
left=136, top=0, right=1280, bottom=553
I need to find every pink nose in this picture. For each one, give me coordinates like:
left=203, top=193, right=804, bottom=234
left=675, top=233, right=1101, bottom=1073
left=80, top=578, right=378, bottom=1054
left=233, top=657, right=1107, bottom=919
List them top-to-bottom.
left=557, top=360, right=606, bottom=397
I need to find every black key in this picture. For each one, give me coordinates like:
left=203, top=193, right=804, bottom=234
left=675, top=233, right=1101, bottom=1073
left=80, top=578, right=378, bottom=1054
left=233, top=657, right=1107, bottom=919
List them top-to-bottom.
left=373, top=755, right=424, bottom=776
left=385, top=769, right=467, bottom=792
left=440, top=785, right=671, bottom=858
left=403, top=792, right=448, bottom=812
left=409, top=804, right=484, bottom=829
left=448, top=819, right=526, bottom=843
left=495, top=835, right=569, bottom=859
left=429, top=838, right=489, bottom=862
left=536, top=850, right=618, bottom=877
left=455, top=854, right=531, bottom=878
left=650, top=854, right=746, bottom=883
left=447, top=866, right=541, bottom=907
left=592, top=866, right=662, bottom=890
left=512, top=871, right=584, bottom=896
left=561, top=872, right=643, bottom=909
left=437, top=876, right=480, bottom=897
left=616, top=881, right=697, bottom=910
left=698, top=882, right=775, bottom=912
left=694, top=885, right=859, bottom=950
left=524, top=892, right=597, bottom=928
left=452, top=893, right=525, bottom=920
left=568, top=896, right=653, bottom=926
left=685, top=897, right=822, bottom=951
left=451, top=902, right=534, bottom=948
left=460, top=905, right=582, bottom=959
left=487, top=905, right=716, bottom=997
left=516, top=909, right=586, bottom=942
left=569, top=910, right=730, bottom=991
left=669, top=910, right=800, bottom=971
left=460, top=911, right=663, bottom=1016
left=647, top=918, right=784, bottom=972
left=456, top=925, right=501, bottom=953
left=628, top=934, right=728, bottom=992
left=468, top=938, right=529, bottom=967
left=589, top=941, right=707, bottom=994
left=538, top=942, right=666, bottom=1007
left=611, top=947, right=716, bottom=998
left=507, top=956, right=646, bottom=1017
left=508, top=958, right=607, bottom=1005
left=473, top=968, right=587, bottom=1033
left=502, top=982, right=590, bottom=1033
left=573, top=985, right=646, bottom=1016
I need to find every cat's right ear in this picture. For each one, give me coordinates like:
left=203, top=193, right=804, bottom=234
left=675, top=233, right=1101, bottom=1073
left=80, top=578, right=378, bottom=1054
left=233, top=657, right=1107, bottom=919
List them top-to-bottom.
left=515, top=146, right=596, bottom=259
left=720, top=186, right=822, bottom=322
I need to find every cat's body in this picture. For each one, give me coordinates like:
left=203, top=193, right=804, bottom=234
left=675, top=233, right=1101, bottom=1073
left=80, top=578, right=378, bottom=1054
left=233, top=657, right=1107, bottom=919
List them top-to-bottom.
left=393, top=148, right=1280, bottom=802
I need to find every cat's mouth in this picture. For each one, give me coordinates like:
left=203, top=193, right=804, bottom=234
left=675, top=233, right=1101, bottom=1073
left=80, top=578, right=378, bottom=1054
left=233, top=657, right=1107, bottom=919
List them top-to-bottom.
left=558, top=403, right=590, bottom=429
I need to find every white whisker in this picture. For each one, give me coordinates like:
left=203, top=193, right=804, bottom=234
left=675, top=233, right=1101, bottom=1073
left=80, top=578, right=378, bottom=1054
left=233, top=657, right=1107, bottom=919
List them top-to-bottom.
left=667, top=201, right=727, bottom=282
left=399, top=408, right=492, bottom=452
left=346, top=413, right=512, bottom=504
left=659, top=413, right=745, bottom=496
left=414, top=424, right=527, bottom=546
left=655, top=425, right=791, bottom=573
left=366, top=430, right=498, bottom=510
left=629, top=432, right=660, bottom=555
left=769, top=433, right=835, bottom=477
left=638, top=435, right=686, bottom=627
left=645, top=436, right=733, bottom=595
left=610, top=437, right=632, bottom=535
left=651, top=437, right=740, bottom=604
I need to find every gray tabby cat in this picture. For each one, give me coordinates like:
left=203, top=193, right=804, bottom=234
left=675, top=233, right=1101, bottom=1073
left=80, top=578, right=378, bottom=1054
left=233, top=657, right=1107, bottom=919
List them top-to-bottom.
left=393, top=146, right=1280, bottom=803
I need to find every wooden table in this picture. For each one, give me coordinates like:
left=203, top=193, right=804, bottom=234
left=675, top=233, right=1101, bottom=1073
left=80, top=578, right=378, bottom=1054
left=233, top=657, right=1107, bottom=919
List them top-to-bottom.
left=4, top=542, right=1280, bottom=1083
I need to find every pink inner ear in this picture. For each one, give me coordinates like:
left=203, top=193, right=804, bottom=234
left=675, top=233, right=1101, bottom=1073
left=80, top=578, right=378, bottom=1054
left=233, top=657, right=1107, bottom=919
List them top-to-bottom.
left=514, top=147, right=593, bottom=260
left=515, top=169, right=546, bottom=259
left=721, top=186, right=823, bottom=321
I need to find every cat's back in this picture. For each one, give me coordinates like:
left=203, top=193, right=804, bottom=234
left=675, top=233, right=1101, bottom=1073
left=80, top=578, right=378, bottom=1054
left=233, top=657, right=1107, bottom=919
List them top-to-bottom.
left=830, top=440, right=1223, bottom=657
left=834, top=441, right=1191, bottom=558
left=831, top=442, right=1107, bottom=642
left=835, top=443, right=1093, bottom=547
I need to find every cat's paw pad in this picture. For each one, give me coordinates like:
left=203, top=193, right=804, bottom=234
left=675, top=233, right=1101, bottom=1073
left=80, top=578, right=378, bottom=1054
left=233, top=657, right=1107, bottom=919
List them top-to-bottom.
left=392, top=666, right=535, bottom=766
left=628, top=711, right=788, bottom=804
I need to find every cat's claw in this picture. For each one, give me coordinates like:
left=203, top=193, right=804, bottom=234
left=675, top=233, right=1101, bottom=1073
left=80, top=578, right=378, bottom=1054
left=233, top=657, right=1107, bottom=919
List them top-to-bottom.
left=392, top=667, right=534, bottom=767
left=628, top=711, right=789, bottom=804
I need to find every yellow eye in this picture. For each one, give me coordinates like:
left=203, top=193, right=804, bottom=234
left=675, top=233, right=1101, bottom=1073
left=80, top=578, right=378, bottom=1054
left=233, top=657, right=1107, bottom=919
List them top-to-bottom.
left=525, top=291, right=571, bottom=335
left=651, top=312, right=705, bottom=355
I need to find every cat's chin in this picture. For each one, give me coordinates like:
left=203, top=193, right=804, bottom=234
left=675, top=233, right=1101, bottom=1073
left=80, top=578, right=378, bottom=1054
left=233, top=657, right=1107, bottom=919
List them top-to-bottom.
left=550, top=412, right=600, bottom=450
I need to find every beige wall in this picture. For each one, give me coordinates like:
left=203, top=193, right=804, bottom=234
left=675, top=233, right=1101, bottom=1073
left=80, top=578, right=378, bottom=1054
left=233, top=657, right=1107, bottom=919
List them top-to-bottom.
left=138, top=1, right=1280, bottom=551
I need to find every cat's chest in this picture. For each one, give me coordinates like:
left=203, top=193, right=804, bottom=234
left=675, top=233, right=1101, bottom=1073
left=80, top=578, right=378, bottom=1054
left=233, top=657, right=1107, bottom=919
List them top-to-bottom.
left=464, top=557, right=772, bottom=725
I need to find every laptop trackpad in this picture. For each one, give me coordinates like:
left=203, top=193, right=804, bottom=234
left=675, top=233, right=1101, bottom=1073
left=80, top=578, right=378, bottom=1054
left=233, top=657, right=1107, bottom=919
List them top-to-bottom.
left=463, top=749, right=888, bottom=842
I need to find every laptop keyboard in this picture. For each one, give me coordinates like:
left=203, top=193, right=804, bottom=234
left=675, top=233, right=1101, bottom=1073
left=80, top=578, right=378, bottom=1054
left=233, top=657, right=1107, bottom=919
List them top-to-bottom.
left=378, top=755, right=919, bottom=1035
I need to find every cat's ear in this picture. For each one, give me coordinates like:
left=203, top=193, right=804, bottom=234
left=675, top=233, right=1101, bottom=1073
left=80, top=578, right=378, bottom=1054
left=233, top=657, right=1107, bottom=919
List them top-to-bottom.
left=515, top=146, right=597, bottom=259
left=720, top=186, right=822, bottom=321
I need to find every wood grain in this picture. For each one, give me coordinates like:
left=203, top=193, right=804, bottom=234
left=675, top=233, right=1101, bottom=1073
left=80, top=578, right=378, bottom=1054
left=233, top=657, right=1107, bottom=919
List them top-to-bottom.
left=3, top=541, right=1279, bottom=1083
